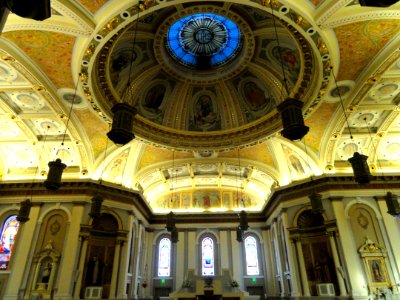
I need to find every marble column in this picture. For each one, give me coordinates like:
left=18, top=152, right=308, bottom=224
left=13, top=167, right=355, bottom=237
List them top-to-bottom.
left=330, top=197, right=368, bottom=298
left=376, top=197, right=400, bottom=291
left=3, top=203, right=41, bottom=300
left=56, top=203, right=85, bottom=299
left=280, top=211, right=301, bottom=296
left=117, top=219, right=133, bottom=300
left=262, top=228, right=276, bottom=297
left=328, top=231, right=347, bottom=296
left=73, top=235, right=89, bottom=299
left=295, top=238, right=310, bottom=297
left=109, top=240, right=122, bottom=299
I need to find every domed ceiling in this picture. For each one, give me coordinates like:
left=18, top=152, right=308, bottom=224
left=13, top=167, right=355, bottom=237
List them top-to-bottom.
left=88, top=2, right=322, bottom=150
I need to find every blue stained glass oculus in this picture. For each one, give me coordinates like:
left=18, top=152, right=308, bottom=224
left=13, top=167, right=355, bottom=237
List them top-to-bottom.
left=166, top=13, right=242, bottom=68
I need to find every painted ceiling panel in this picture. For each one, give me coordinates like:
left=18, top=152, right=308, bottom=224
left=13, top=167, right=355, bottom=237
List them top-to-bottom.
left=335, top=20, right=400, bottom=81
left=2, top=31, right=75, bottom=89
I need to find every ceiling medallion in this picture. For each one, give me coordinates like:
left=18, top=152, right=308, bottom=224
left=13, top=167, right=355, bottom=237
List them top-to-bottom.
left=166, top=13, right=242, bottom=69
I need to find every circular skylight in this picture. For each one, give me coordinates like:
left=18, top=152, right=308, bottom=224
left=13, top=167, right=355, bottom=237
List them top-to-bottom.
left=166, top=13, right=242, bottom=69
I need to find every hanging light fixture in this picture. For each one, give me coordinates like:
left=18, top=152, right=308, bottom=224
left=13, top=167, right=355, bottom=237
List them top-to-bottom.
left=359, top=0, right=398, bottom=7
left=107, top=3, right=142, bottom=145
left=269, top=3, right=309, bottom=141
left=330, top=67, right=372, bottom=184
left=44, top=75, right=81, bottom=190
left=277, top=98, right=309, bottom=141
left=88, top=137, right=110, bottom=219
left=165, top=150, right=179, bottom=243
left=348, top=152, right=372, bottom=184
left=309, top=192, right=324, bottom=215
left=384, top=192, right=400, bottom=216
left=89, top=193, right=104, bottom=218
left=16, top=199, right=32, bottom=223
left=238, top=210, right=249, bottom=231
left=165, top=211, right=176, bottom=232
left=171, top=226, right=179, bottom=243
left=236, top=226, right=243, bottom=243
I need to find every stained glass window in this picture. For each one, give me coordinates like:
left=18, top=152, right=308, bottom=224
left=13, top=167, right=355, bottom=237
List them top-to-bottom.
left=166, top=13, right=242, bottom=69
left=0, top=215, right=20, bottom=270
left=245, top=236, right=259, bottom=275
left=158, top=237, right=171, bottom=277
left=202, top=237, right=214, bottom=276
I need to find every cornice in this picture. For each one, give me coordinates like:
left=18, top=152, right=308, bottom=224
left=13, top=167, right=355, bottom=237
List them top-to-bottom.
left=1, top=175, right=399, bottom=225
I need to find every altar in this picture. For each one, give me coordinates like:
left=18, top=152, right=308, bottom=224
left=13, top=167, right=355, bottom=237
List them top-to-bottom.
left=170, top=274, right=247, bottom=300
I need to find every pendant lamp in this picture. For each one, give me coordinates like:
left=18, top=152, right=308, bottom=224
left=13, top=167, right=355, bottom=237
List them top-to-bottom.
left=359, top=0, right=398, bottom=7
left=269, top=3, right=309, bottom=141
left=107, top=5, right=141, bottom=145
left=330, top=67, right=372, bottom=184
left=44, top=74, right=81, bottom=190
left=278, top=98, right=309, bottom=141
left=107, top=103, right=136, bottom=145
left=348, top=152, right=372, bottom=184
left=44, top=158, right=66, bottom=191
left=309, top=192, right=324, bottom=214
left=385, top=192, right=400, bottom=216
left=89, top=193, right=104, bottom=218
left=16, top=199, right=32, bottom=223
left=239, top=210, right=249, bottom=231
left=166, top=211, right=176, bottom=232
left=171, top=226, right=179, bottom=243
left=236, top=226, right=243, bottom=242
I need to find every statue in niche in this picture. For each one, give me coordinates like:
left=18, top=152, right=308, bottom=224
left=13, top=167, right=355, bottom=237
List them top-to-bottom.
left=243, top=81, right=269, bottom=110
left=144, top=84, right=166, bottom=112
left=86, top=256, right=104, bottom=286
left=41, top=262, right=51, bottom=284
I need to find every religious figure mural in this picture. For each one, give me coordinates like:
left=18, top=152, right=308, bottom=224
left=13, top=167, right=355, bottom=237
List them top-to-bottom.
left=271, top=45, right=300, bottom=85
left=237, top=77, right=275, bottom=123
left=243, top=81, right=270, bottom=111
left=138, top=82, right=168, bottom=125
left=143, top=84, right=166, bottom=113
left=189, top=94, right=220, bottom=131
left=154, top=190, right=259, bottom=211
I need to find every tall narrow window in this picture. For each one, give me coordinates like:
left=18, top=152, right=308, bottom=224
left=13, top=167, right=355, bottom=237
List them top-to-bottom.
left=0, top=215, right=20, bottom=270
left=245, top=236, right=259, bottom=275
left=158, top=237, right=171, bottom=277
left=202, top=237, right=214, bottom=276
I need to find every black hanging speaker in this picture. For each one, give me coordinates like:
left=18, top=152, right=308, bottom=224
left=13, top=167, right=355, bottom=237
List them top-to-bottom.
left=1, top=0, right=51, bottom=21
left=359, top=0, right=398, bottom=7
left=277, top=98, right=309, bottom=141
left=107, top=103, right=136, bottom=145
left=348, top=152, right=373, bottom=184
left=44, top=158, right=66, bottom=191
left=309, top=192, right=324, bottom=214
left=385, top=192, right=400, bottom=216
left=89, top=194, right=104, bottom=218
left=16, top=199, right=32, bottom=223
left=239, top=210, right=249, bottom=231
left=165, top=211, right=176, bottom=232
left=171, top=226, right=179, bottom=243
left=236, top=226, right=243, bottom=242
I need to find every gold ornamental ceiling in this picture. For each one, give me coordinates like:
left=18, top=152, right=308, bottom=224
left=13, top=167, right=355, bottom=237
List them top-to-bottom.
left=0, top=0, right=399, bottom=216
left=86, top=2, right=325, bottom=151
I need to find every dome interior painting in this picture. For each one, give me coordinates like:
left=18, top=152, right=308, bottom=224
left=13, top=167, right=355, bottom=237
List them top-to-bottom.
left=0, top=0, right=399, bottom=217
